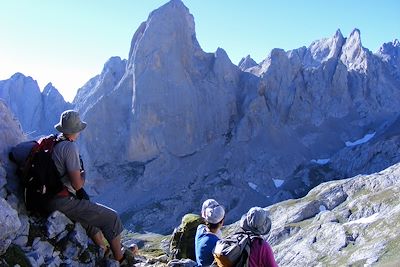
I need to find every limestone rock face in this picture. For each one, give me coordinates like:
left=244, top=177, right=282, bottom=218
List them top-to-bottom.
left=81, top=0, right=239, bottom=166
left=248, top=28, right=400, bottom=129
left=377, top=38, right=400, bottom=81
left=73, top=56, right=127, bottom=117
left=0, top=73, right=42, bottom=133
left=0, top=74, right=71, bottom=137
left=42, top=83, right=73, bottom=134
left=0, top=100, right=25, bottom=152
left=0, top=100, right=25, bottom=193
left=0, top=102, right=25, bottom=255
left=222, top=163, right=400, bottom=266
left=274, top=163, right=400, bottom=266
left=0, top=198, right=21, bottom=254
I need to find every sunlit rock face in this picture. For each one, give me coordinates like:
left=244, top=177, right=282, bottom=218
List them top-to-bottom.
left=73, top=56, right=127, bottom=118
left=222, top=162, right=400, bottom=266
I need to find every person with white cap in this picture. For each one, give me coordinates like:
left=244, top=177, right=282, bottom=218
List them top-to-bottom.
left=47, top=110, right=134, bottom=265
left=201, top=199, right=223, bottom=239
left=201, top=199, right=219, bottom=218
left=195, top=202, right=225, bottom=266
left=240, top=207, right=277, bottom=267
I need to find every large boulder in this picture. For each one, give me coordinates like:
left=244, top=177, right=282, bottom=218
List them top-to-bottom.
left=0, top=198, right=21, bottom=255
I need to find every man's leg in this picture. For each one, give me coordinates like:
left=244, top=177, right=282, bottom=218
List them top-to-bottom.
left=48, top=197, right=124, bottom=260
left=110, top=235, right=123, bottom=261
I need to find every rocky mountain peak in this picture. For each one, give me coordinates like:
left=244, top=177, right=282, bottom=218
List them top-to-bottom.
left=128, top=0, right=199, bottom=70
left=334, top=28, right=343, bottom=39
left=340, top=28, right=369, bottom=71
left=349, top=28, right=361, bottom=43
left=303, top=29, right=345, bottom=68
left=377, top=39, right=400, bottom=81
left=377, top=39, right=400, bottom=58
left=253, top=48, right=287, bottom=75
left=238, top=55, right=258, bottom=71
left=73, top=56, right=127, bottom=117
left=103, top=56, right=126, bottom=74
left=10, top=72, right=27, bottom=80
left=8, top=73, right=39, bottom=91
left=42, top=83, right=64, bottom=101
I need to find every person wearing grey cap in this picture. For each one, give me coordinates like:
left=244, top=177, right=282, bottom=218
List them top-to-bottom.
left=46, top=110, right=133, bottom=265
left=201, top=199, right=223, bottom=238
left=195, top=203, right=225, bottom=266
left=240, top=207, right=277, bottom=267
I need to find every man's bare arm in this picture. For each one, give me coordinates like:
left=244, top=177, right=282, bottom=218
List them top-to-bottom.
left=69, top=170, right=84, bottom=190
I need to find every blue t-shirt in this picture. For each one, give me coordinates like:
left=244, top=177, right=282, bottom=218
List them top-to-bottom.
left=195, top=224, right=220, bottom=266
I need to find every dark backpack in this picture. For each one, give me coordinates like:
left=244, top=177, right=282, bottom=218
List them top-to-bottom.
left=9, top=134, right=66, bottom=215
left=169, top=213, right=204, bottom=261
left=213, top=231, right=258, bottom=267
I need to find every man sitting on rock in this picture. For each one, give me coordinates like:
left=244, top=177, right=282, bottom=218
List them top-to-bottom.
left=47, top=110, right=133, bottom=265
left=195, top=202, right=225, bottom=266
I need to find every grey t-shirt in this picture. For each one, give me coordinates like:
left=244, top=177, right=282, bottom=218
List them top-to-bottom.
left=52, top=140, right=81, bottom=194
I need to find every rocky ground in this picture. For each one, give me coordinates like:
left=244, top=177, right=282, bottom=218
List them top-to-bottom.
left=132, top=162, right=400, bottom=267
left=1, top=170, right=399, bottom=267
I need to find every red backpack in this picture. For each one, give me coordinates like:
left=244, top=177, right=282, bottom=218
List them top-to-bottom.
left=10, top=134, right=66, bottom=215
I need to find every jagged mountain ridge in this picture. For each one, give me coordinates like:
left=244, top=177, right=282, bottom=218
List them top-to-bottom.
left=0, top=0, right=399, bottom=234
left=0, top=73, right=72, bottom=137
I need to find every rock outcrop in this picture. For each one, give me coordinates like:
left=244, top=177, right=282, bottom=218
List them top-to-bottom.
left=222, top=162, right=400, bottom=266
left=272, top=163, right=400, bottom=266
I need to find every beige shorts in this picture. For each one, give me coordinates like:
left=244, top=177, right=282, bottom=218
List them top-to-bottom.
left=47, top=196, right=123, bottom=242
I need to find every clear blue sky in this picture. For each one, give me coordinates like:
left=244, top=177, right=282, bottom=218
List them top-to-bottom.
left=0, top=0, right=399, bottom=102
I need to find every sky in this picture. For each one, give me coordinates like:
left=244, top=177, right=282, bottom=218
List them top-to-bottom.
left=0, top=0, right=399, bottom=102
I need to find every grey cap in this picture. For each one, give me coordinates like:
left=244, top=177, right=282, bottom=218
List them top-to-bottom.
left=54, top=110, right=87, bottom=134
left=201, top=199, right=219, bottom=218
left=204, top=204, right=225, bottom=224
left=240, top=207, right=271, bottom=235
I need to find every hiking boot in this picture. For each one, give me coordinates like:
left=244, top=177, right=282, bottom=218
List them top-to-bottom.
left=104, top=247, right=112, bottom=259
left=119, top=248, right=136, bottom=267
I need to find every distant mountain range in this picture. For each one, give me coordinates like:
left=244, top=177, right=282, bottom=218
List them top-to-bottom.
left=1, top=0, right=399, bottom=233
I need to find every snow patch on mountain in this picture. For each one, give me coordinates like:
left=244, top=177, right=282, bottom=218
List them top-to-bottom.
left=345, top=132, right=375, bottom=147
left=311, top=159, right=330, bottom=165
left=273, top=179, right=285, bottom=188
left=248, top=182, right=258, bottom=191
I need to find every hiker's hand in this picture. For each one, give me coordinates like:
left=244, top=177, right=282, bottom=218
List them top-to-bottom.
left=76, top=188, right=90, bottom=200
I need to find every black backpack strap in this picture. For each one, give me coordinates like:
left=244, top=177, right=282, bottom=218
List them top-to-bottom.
left=8, top=151, right=16, bottom=163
